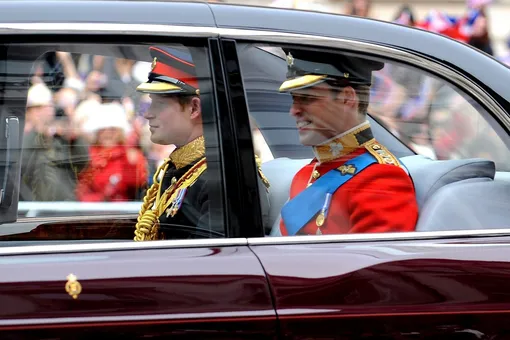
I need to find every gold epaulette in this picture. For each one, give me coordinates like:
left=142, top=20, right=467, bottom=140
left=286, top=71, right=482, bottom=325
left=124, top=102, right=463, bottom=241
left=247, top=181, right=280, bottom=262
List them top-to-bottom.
left=364, top=139, right=402, bottom=167
left=255, top=154, right=270, bottom=191
left=134, top=157, right=207, bottom=242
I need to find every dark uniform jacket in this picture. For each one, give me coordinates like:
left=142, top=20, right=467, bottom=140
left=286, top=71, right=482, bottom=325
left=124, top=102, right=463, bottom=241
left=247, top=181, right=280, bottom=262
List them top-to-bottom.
left=134, top=135, right=271, bottom=241
left=157, top=158, right=213, bottom=239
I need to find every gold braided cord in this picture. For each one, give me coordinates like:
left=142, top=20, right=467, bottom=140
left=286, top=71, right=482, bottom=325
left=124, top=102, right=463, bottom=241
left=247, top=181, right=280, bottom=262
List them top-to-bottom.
left=133, top=138, right=272, bottom=241
left=255, top=154, right=270, bottom=191
left=134, top=157, right=207, bottom=242
left=134, top=159, right=170, bottom=241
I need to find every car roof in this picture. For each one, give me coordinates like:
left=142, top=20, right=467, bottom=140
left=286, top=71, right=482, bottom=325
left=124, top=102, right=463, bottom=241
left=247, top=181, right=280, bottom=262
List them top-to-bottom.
left=0, top=0, right=508, bottom=109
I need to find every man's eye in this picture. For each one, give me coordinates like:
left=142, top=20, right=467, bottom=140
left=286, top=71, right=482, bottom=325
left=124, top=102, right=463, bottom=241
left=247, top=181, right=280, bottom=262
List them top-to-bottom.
left=293, top=95, right=320, bottom=104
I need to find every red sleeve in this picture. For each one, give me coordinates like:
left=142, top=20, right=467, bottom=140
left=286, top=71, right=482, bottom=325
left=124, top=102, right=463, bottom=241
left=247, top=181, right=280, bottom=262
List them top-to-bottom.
left=123, top=151, right=148, bottom=188
left=347, top=164, right=418, bottom=233
left=76, top=170, right=104, bottom=202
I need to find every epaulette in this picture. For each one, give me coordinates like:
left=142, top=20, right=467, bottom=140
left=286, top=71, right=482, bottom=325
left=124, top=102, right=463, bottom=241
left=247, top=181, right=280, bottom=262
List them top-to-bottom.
left=364, top=140, right=402, bottom=167
left=255, top=154, right=271, bottom=191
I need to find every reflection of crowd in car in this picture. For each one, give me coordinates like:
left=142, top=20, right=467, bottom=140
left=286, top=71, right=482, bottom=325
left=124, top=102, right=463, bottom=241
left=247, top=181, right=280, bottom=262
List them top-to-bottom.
left=18, top=0, right=510, bottom=238
left=366, top=0, right=510, bottom=169
left=20, top=50, right=273, bottom=204
left=21, top=52, right=157, bottom=202
left=369, top=61, right=510, bottom=170
left=21, top=82, right=90, bottom=202
left=76, top=102, right=148, bottom=202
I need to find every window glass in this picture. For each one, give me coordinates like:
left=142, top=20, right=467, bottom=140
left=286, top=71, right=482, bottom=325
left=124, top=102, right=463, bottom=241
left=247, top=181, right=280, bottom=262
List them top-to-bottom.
left=2, top=42, right=225, bottom=243
left=238, top=43, right=510, bottom=237
left=368, top=63, right=510, bottom=169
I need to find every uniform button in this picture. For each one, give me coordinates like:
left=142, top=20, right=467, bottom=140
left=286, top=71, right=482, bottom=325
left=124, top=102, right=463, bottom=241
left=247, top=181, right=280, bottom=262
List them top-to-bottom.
left=312, top=170, right=321, bottom=179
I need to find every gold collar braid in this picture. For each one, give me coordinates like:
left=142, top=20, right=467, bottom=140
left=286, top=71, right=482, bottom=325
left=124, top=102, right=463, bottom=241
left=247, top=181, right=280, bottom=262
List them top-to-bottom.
left=313, top=123, right=374, bottom=163
left=169, top=136, right=206, bottom=169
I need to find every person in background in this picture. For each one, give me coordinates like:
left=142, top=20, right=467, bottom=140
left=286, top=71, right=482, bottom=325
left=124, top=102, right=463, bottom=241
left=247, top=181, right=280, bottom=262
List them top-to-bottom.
left=344, top=0, right=371, bottom=18
left=465, top=0, right=494, bottom=55
left=393, top=4, right=416, bottom=27
left=498, top=35, right=510, bottom=67
left=21, top=83, right=89, bottom=201
left=76, top=102, right=148, bottom=202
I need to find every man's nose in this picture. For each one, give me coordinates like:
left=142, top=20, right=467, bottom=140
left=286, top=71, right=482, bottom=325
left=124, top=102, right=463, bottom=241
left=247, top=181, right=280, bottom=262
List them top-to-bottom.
left=289, top=101, right=302, bottom=117
left=143, top=107, right=154, bottom=120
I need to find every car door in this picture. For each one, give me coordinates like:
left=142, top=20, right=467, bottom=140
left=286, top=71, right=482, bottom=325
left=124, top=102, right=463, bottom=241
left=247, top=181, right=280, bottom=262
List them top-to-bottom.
left=0, top=2, right=277, bottom=338
left=214, top=6, right=510, bottom=339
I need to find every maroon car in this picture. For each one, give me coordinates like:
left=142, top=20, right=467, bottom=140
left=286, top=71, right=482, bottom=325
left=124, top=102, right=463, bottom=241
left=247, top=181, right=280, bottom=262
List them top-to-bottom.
left=0, top=1, right=509, bottom=339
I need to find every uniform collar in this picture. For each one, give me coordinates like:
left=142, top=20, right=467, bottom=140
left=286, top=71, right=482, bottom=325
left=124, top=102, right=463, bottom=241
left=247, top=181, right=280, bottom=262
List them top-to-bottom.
left=312, top=121, right=374, bottom=163
left=169, top=135, right=206, bottom=169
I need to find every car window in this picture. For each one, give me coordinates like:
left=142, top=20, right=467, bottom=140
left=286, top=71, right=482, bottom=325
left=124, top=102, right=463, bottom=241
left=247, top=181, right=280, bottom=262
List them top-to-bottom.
left=1, top=41, right=226, bottom=243
left=237, top=42, right=510, bottom=237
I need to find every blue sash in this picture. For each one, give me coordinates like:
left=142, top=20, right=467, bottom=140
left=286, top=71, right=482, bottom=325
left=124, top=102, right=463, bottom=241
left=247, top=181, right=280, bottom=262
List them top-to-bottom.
left=281, top=152, right=377, bottom=236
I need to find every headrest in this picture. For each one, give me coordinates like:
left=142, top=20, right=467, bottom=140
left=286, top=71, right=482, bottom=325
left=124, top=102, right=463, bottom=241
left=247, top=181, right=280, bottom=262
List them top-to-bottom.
left=400, top=155, right=496, bottom=209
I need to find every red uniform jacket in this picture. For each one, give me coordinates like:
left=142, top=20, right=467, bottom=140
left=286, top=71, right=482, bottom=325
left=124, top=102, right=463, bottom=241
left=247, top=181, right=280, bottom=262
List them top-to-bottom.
left=280, top=142, right=418, bottom=235
left=76, top=145, right=148, bottom=202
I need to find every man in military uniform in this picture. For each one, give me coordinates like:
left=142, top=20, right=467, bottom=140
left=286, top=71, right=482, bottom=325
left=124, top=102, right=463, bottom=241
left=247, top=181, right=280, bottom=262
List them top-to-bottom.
left=134, top=46, right=270, bottom=241
left=277, top=49, right=418, bottom=236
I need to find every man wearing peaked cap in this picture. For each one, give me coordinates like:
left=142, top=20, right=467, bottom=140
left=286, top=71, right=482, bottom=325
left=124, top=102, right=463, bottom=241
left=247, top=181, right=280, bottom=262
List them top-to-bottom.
left=134, top=45, right=271, bottom=241
left=137, top=45, right=201, bottom=97
left=276, top=48, right=418, bottom=237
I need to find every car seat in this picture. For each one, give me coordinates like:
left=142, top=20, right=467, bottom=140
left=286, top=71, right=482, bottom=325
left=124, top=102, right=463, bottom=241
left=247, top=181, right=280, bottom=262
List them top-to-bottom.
left=261, top=155, right=498, bottom=235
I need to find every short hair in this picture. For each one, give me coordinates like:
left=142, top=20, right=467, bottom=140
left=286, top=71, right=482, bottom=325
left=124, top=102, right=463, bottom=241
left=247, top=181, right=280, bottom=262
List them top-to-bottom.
left=328, top=83, right=371, bottom=116
left=355, top=85, right=371, bottom=116
left=160, top=94, right=196, bottom=110
left=177, top=95, right=195, bottom=109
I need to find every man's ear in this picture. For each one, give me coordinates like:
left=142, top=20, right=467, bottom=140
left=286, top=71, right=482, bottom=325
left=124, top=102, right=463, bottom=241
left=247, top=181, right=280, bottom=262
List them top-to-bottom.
left=340, top=86, right=358, bottom=110
left=190, top=96, right=201, bottom=119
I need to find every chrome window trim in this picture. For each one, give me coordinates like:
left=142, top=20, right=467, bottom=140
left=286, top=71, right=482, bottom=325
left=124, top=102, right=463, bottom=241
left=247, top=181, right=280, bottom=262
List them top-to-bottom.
left=0, top=23, right=506, bottom=255
left=0, top=23, right=219, bottom=37
left=2, top=229, right=510, bottom=256
left=248, top=229, right=510, bottom=246
left=0, top=238, right=248, bottom=256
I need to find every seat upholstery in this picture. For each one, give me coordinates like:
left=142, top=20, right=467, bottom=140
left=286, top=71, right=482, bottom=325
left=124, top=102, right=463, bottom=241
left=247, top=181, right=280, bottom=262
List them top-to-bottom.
left=261, top=155, right=497, bottom=235
left=399, top=155, right=496, bottom=210
left=261, top=157, right=310, bottom=233
left=416, top=178, right=510, bottom=231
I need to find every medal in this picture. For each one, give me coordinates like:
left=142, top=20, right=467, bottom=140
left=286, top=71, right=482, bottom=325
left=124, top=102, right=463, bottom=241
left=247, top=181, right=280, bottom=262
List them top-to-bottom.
left=166, top=187, right=187, bottom=218
left=316, top=193, right=332, bottom=230
left=316, top=213, right=325, bottom=227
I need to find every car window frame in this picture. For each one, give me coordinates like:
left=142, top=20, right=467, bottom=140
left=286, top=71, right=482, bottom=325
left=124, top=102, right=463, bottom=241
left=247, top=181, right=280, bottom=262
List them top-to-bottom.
left=1, top=22, right=510, bottom=253
left=0, top=24, right=256, bottom=250
left=217, top=28, right=510, bottom=243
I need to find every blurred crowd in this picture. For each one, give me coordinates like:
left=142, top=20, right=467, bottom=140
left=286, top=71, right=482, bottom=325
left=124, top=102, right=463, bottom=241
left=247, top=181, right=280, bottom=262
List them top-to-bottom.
left=19, top=0, right=510, bottom=203
left=267, top=0, right=510, bottom=168
left=269, top=0, right=510, bottom=63
left=21, top=51, right=273, bottom=203
left=21, top=53, right=171, bottom=202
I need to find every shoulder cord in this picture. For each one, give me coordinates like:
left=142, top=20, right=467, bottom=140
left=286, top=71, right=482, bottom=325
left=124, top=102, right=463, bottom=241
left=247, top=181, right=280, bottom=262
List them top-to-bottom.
left=134, top=155, right=270, bottom=241
left=134, top=159, right=171, bottom=241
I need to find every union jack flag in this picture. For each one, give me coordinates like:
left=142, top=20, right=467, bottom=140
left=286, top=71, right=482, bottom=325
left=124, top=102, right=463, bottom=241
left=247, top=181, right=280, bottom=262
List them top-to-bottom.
left=416, top=9, right=483, bottom=43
